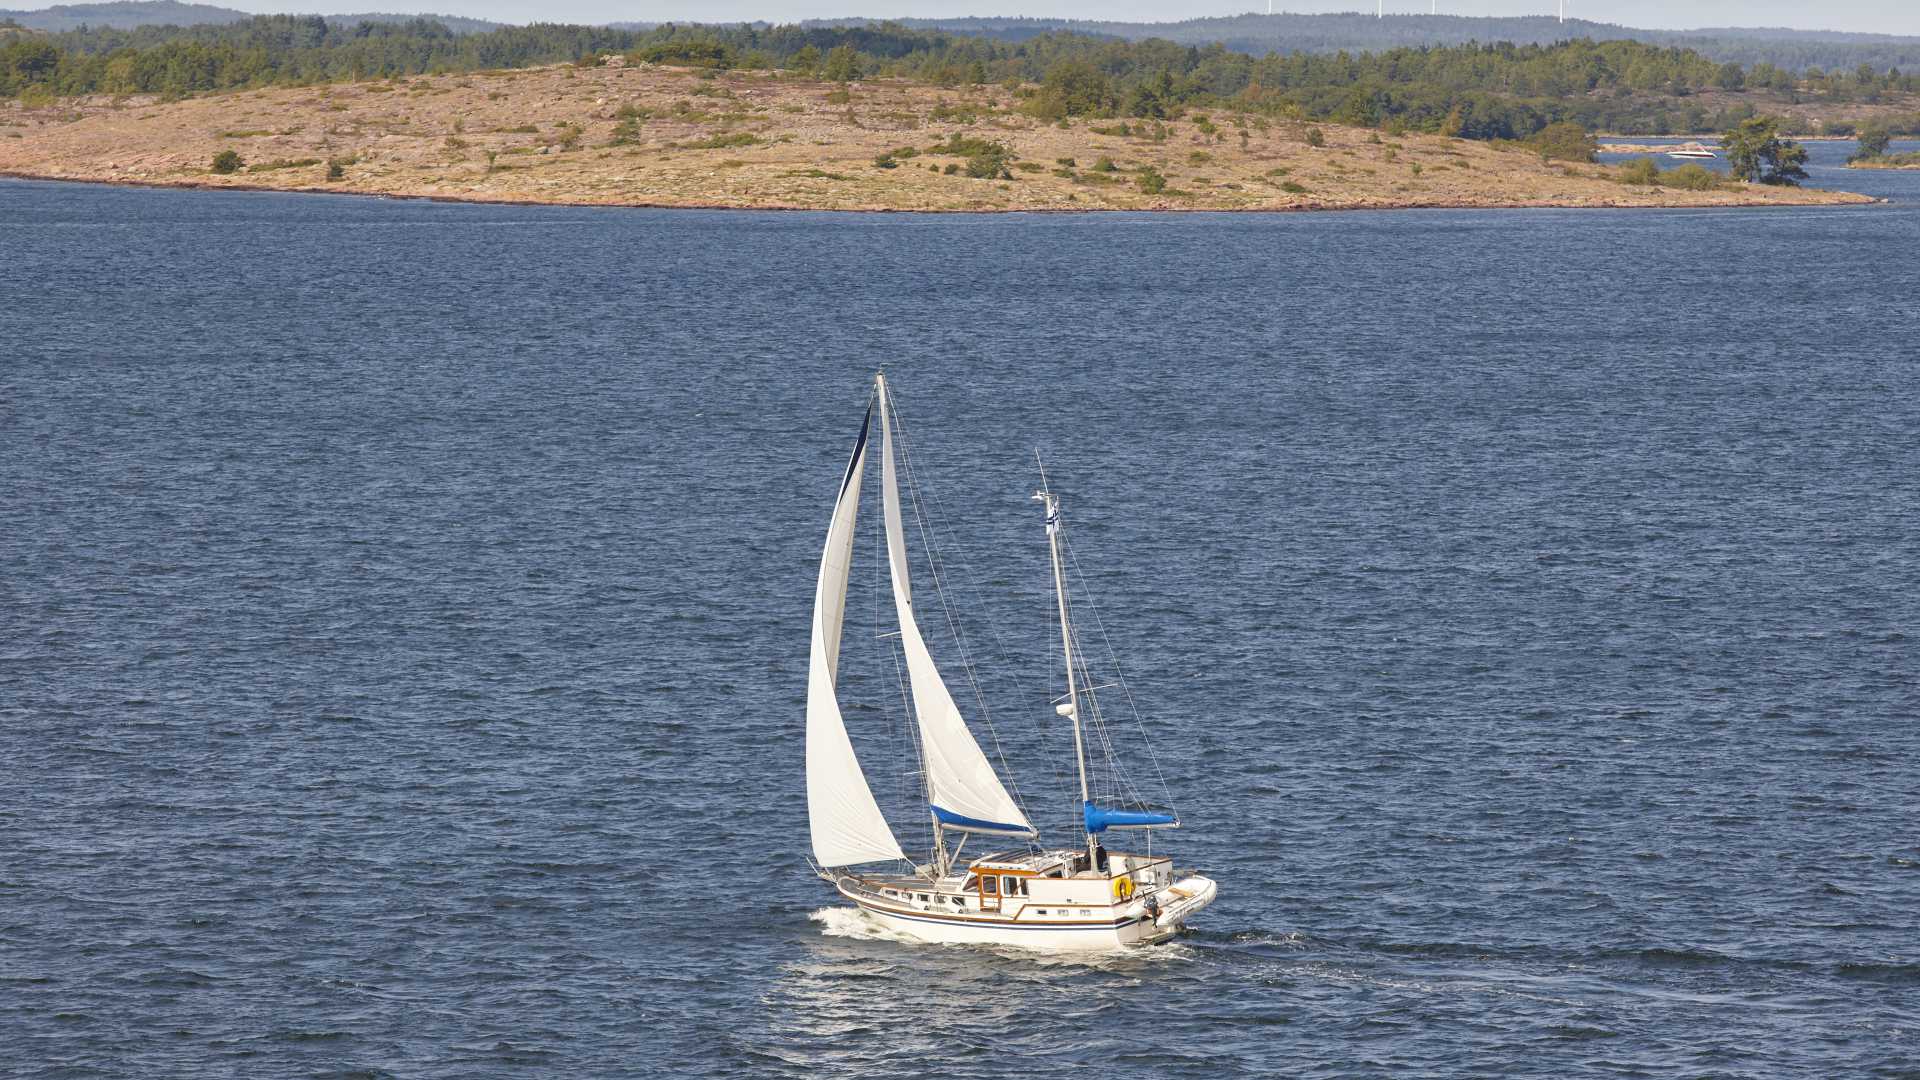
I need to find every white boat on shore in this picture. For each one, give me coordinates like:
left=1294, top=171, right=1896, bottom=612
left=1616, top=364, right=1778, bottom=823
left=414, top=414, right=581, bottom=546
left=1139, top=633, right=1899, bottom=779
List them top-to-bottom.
left=1666, top=148, right=1717, bottom=159
left=804, top=373, right=1217, bottom=950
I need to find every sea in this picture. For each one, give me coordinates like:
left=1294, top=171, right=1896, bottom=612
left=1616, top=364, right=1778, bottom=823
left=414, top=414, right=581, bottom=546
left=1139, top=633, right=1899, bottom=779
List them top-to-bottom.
left=3, top=138, right=1918, bottom=1079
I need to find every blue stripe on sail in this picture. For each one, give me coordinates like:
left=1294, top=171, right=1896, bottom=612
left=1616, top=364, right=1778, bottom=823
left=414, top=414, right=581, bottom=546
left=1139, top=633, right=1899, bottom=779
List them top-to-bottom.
left=839, top=403, right=872, bottom=500
left=1084, top=801, right=1178, bottom=833
left=931, top=805, right=1033, bottom=835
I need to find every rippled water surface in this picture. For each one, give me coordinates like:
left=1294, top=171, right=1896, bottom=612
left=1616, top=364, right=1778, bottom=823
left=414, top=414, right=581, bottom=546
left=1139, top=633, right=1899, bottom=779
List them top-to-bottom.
left=4, top=171, right=1918, bottom=1078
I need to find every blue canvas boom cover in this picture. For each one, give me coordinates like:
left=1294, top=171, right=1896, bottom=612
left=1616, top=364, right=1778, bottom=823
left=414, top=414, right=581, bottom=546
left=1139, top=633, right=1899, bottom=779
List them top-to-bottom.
left=1084, top=801, right=1177, bottom=833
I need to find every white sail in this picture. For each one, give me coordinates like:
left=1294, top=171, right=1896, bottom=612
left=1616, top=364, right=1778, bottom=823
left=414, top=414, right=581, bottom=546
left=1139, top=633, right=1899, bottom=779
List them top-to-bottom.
left=876, top=376, right=1035, bottom=837
left=806, top=406, right=908, bottom=868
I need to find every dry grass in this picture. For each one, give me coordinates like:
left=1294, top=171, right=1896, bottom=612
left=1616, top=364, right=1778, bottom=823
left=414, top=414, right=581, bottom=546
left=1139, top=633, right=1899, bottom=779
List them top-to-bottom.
left=0, top=65, right=1874, bottom=212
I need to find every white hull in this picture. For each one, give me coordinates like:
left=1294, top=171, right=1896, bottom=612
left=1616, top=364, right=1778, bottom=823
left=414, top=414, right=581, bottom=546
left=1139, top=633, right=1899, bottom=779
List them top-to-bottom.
left=834, top=873, right=1217, bottom=951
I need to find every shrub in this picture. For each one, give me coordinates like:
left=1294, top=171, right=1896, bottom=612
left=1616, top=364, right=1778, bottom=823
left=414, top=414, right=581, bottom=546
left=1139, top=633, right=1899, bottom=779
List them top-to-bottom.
left=1526, top=121, right=1598, bottom=163
left=1303, top=127, right=1325, bottom=147
left=683, top=132, right=760, bottom=149
left=209, top=150, right=243, bottom=174
left=964, top=150, right=1010, bottom=179
left=1187, top=150, right=1211, bottom=164
left=872, top=152, right=897, bottom=169
left=1092, top=155, right=1117, bottom=172
left=1617, top=156, right=1661, bottom=185
left=247, top=157, right=321, bottom=172
left=325, top=157, right=348, bottom=180
left=942, top=163, right=959, bottom=175
left=1662, top=163, right=1718, bottom=190
left=1136, top=166, right=1167, bottom=194
left=1280, top=180, right=1308, bottom=193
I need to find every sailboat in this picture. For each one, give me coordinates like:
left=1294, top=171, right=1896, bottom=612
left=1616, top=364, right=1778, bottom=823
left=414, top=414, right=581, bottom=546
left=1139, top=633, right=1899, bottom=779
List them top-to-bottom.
left=804, top=373, right=1218, bottom=949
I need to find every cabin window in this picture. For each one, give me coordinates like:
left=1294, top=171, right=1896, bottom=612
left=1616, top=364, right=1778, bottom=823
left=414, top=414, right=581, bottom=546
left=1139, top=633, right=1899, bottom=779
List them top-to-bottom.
left=961, top=875, right=976, bottom=891
left=1003, top=876, right=1023, bottom=896
left=981, top=877, right=998, bottom=896
left=917, top=894, right=929, bottom=902
left=951, top=896, right=964, bottom=906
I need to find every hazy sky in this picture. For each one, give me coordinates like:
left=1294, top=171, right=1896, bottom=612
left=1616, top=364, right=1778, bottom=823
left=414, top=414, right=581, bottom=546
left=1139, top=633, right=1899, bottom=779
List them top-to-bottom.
left=222, top=1, right=1920, bottom=36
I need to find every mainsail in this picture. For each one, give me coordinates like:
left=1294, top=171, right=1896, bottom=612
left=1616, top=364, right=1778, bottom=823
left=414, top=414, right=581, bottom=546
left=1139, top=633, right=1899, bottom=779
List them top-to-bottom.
left=876, top=376, right=1036, bottom=837
left=805, top=405, right=908, bottom=867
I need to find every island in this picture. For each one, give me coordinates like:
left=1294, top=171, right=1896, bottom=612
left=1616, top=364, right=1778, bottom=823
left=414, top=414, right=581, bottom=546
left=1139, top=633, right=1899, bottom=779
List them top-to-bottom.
left=0, top=62, right=1875, bottom=212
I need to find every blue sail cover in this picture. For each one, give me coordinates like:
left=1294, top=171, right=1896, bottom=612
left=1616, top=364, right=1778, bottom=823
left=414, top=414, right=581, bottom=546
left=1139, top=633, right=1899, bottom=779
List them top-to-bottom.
left=1084, top=801, right=1178, bottom=833
left=932, top=805, right=1036, bottom=836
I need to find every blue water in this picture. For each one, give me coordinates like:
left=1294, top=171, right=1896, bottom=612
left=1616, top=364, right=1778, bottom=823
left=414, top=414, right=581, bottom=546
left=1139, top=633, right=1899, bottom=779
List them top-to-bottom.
left=1599, top=134, right=1920, bottom=186
left=4, top=168, right=1918, bottom=1078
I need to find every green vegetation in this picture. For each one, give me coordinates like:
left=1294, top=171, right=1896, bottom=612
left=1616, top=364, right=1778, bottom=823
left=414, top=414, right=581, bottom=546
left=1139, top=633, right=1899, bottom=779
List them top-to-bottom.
left=5, top=16, right=1918, bottom=147
left=821, top=43, right=859, bottom=82
left=1720, top=116, right=1809, bottom=185
left=1525, top=121, right=1597, bottom=163
left=1843, top=124, right=1919, bottom=167
left=1852, top=124, right=1892, bottom=161
left=1302, top=126, right=1325, bottom=147
left=680, top=131, right=759, bottom=149
left=927, top=132, right=1013, bottom=178
left=209, top=147, right=241, bottom=173
left=1614, top=155, right=1731, bottom=190
left=246, top=156, right=320, bottom=171
left=1135, top=165, right=1166, bottom=194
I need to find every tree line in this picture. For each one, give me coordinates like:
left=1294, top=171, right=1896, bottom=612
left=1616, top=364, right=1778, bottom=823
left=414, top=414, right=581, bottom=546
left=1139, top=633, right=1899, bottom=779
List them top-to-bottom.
left=5, top=18, right=1919, bottom=141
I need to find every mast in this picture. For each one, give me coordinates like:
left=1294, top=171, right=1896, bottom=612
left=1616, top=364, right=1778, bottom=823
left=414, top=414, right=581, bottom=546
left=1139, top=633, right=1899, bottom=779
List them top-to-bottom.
left=1034, top=477, right=1096, bottom=862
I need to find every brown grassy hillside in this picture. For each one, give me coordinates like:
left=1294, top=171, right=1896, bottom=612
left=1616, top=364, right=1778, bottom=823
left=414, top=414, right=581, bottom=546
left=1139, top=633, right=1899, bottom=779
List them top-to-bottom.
left=0, top=63, right=1874, bottom=212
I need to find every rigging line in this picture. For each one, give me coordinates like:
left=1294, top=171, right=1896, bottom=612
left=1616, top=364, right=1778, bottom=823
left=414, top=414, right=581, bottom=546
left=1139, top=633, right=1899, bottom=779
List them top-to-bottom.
left=885, top=387, right=1049, bottom=830
left=1063, top=528, right=1177, bottom=815
left=1045, top=537, right=1076, bottom=830
left=1069, top=614, right=1139, bottom=810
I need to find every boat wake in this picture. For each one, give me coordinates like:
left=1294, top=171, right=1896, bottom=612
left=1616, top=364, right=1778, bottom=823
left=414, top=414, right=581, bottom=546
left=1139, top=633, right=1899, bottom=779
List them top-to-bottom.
left=809, top=906, right=920, bottom=944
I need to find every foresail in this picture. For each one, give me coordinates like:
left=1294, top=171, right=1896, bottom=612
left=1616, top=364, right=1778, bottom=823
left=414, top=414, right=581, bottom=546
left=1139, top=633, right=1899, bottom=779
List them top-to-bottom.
left=876, top=376, right=1035, bottom=838
left=806, top=405, right=908, bottom=868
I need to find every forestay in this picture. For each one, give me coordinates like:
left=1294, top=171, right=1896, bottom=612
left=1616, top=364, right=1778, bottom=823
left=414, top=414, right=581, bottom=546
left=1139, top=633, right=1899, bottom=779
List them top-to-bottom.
left=876, top=376, right=1035, bottom=838
left=805, top=406, right=909, bottom=868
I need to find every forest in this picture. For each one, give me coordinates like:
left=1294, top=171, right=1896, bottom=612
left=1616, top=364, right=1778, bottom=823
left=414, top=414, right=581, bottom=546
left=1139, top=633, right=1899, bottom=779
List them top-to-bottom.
left=5, top=17, right=1919, bottom=140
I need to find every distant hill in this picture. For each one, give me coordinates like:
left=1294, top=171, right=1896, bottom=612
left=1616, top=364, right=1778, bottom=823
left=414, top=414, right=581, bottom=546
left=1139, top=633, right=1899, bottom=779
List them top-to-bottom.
left=0, top=0, right=501, bottom=33
left=0, top=1, right=249, bottom=29
left=812, top=14, right=1920, bottom=72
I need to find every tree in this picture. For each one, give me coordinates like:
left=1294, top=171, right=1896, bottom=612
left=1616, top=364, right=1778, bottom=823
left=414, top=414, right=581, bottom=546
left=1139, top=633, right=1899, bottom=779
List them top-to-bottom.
left=788, top=44, right=819, bottom=77
left=822, top=44, right=858, bottom=83
left=1032, top=58, right=1115, bottom=118
left=1721, top=116, right=1809, bottom=185
left=1852, top=124, right=1892, bottom=161
left=210, top=149, right=243, bottom=174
